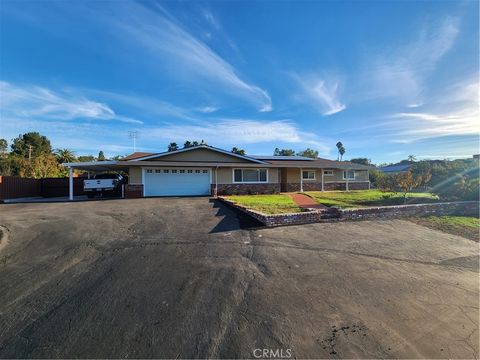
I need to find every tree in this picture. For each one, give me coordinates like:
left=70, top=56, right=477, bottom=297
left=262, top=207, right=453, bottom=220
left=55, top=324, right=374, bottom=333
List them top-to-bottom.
left=11, top=132, right=52, bottom=159
left=0, top=138, right=7, bottom=155
left=200, top=139, right=207, bottom=145
left=184, top=141, right=192, bottom=148
left=192, top=141, right=199, bottom=146
left=168, top=142, right=179, bottom=152
left=335, top=142, right=343, bottom=161
left=338, top=145, right=346, bottom=161
left=231, top=147, right=246, bottom=155
left=55, top=148, right=76, bottom=163
left=273, top=148, right=295, bottom=156
left=297, top=148, right=318, bottom=159
left=97, top=151, right=106, bottom=161
left=78, top=155, right=96, bottom=162
left=407, top=155, right=417, bottom=162
left=350, top=158, right=371, bottom=165
left=396, top=170, right=431, bottom=204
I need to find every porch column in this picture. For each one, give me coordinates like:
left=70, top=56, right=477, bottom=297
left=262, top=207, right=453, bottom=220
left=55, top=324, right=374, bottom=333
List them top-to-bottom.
left=215, top=166, right=218, bottom=197
left=68, top=167, right=74, bottom=201
left=300, top=168, right=303, bottom=192
left=346, top=168, right=349, bottom=191
left=321, top=169, right=324, bottom=191
left=367, top=170, right=371, bottom=190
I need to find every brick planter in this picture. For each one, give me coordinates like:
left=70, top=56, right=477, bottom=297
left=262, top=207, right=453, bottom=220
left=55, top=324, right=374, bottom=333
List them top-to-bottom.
left=218, top=197, right=479, bottom=227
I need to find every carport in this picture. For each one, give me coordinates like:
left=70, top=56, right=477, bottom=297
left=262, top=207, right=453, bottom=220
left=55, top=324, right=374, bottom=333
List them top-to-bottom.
left=63, top=161, right=129, bottom=200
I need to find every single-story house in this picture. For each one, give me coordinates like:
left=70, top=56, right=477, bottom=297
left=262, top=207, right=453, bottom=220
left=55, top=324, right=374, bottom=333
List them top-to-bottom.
left=64, top=145, right=373, bottom=199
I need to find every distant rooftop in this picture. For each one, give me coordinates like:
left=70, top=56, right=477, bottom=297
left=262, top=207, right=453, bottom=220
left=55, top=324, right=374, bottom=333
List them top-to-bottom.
left=251, top=155, right=314, bottom=161
left=379, top=164, right=412, bottom=173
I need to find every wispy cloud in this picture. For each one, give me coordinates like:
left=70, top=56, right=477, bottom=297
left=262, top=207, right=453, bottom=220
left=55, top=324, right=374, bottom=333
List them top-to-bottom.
left=106, top=2, right=272, bottom=112
left=363, top=17, right=459, bottom=103
left=293, top=74, right=346, bottom=115
left=386, top=79, right=478, bottom=142
left=0, top=81, right=143, bottom=124
left=197, top=106, right=219, bottom=114
left=146, top=119, right=330, bottom=153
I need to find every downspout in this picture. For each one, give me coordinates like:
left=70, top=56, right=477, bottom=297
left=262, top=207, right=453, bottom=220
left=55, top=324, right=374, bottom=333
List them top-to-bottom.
left=300, top=168, right=303, bottom=192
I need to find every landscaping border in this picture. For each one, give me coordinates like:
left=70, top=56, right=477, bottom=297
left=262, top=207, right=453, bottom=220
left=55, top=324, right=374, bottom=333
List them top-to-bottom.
left=218, top=197, right=479, bottom=227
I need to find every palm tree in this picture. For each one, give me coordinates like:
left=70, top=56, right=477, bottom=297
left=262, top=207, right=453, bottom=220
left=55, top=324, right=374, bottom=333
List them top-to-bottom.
left=184, top=141, right=192, bottom=148
left=168, top=142, right=179, bottom=152
left=336, top=142, right=343, bottom=161
left=339, top=145, right=346, bottom=161
left=231, top=147, right=246, bottom=155
left=55, top=148, right=76, bottom=163
left=407, top=155, right=417, bottom=162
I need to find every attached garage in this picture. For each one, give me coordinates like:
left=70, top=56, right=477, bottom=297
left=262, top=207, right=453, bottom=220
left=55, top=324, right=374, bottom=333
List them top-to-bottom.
left=143, top=168, right=211, bottom=196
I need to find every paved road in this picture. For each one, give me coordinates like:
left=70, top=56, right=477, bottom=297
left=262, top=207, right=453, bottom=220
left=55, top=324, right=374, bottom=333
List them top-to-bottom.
left=0, top=198, right=478, bottom=358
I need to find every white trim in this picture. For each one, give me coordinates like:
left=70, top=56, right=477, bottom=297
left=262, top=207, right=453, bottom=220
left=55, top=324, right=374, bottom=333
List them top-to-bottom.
left=129, top=145, right=267, bottom=164
left=63, top=160, right=117, bottom=167
left=141, top=167, right=145, bottom=197
left=232, top=168, right=269, bottom=184
left=301, top=169, right=316, bottom=180
left=323, top=170, right=334, bottom=176
left=342, top=170, right=356, bottom=180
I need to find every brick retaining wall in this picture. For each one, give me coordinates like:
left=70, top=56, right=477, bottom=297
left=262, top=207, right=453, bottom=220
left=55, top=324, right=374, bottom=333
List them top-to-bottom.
left=218, top=197, right=479, bottom=227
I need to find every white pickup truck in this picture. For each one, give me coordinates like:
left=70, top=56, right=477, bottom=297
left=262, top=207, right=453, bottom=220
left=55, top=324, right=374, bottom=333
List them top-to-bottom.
left=84, top=173, right=126, bottom=198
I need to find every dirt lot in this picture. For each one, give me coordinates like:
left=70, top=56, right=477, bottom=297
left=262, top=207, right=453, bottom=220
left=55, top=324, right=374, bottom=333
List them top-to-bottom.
left=0, top=198, right=478, bottom=358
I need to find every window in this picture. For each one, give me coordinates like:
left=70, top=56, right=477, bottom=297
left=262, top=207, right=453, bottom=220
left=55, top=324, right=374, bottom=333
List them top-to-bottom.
left=146, top=169, right=153, bottom=173
left=155, top=169, right=161, bottom=173
left=163, top=169, right=169, bottom=173
left=172, top=169, right=177, bottom=173
left=233, top=169, right=267, bottom=183
left=179, top=170, right=185, bottom=173
left=187, top=170, right=193, bottom=173
left=195, top=170, right=201, bottom=173
left=202, top=170, right=208, bottom=173
left=302, top=170, right=315, bottom=180
left=324, top=170, right=334, bottom=176
left=343, top=170, right=355, bottom=180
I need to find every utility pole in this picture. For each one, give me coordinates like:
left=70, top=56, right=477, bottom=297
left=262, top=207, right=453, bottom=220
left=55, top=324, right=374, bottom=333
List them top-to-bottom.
left=128, top=131, right=138, bottom=153
left=28, top=144, right=33, bottom=162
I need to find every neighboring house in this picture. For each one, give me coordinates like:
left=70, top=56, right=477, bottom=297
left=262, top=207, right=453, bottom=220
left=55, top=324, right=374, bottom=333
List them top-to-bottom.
left=64, top=145, right=372, bottom=198
left=379, top=164, right=412, bottom=174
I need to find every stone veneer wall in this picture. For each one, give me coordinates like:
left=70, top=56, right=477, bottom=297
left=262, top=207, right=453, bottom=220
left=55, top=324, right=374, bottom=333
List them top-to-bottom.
left=214, top=183, right=280, bottom=195
left=218, top=197, right=479, bottom=227
left=340, top=201, right=479, bottom=220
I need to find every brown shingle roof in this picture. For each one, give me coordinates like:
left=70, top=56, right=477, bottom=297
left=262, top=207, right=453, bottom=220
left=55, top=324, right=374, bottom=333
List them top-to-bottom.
left=122, top=152, right=155, bottom=160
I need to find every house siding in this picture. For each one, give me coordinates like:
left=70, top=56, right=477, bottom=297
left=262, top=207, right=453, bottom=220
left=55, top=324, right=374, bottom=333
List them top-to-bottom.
left=148, top=148, right=249, bottom=162
left=129, top=167, right=142, bottom=184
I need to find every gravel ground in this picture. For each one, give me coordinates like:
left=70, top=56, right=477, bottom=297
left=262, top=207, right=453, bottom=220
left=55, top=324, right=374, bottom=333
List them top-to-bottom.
left=0, top=198, right=478, bottom=359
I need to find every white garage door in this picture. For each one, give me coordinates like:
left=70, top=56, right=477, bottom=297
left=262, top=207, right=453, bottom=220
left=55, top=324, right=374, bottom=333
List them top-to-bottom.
left=144, top=168, right=211, bottom=196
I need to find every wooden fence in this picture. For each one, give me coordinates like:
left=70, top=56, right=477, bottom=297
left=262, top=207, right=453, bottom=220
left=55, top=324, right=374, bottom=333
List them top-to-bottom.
left=0, top=176, right=86, bottom=200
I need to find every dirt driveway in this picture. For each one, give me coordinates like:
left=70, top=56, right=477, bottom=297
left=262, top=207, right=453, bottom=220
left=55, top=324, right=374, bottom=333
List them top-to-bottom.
left=0, top=198, right=478, bottom=358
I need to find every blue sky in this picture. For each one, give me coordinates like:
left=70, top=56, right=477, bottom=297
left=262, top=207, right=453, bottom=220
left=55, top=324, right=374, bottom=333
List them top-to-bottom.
left=0, top=0, right=478, bottom=163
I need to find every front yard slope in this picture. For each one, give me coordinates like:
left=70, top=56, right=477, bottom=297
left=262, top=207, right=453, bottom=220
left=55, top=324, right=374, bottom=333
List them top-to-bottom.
left=306, top=190, right=438, bottom=209
left=226, top=195, right=302, bottom=214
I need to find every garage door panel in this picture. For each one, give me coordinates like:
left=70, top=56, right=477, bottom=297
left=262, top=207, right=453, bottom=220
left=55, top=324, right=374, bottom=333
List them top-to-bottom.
left=144, top=168, right=211, bottom=196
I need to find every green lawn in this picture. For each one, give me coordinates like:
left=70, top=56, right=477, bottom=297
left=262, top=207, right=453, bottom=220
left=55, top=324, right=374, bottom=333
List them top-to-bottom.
left=305, top=190, right=439, bottom=208
left=225, top=194, right=303, bottom=214
left=409, top=216, right=479, bottom=241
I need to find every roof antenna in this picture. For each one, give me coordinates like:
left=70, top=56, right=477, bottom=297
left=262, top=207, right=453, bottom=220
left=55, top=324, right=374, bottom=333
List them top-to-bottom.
left=128, top=131, right=138, bottom=153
